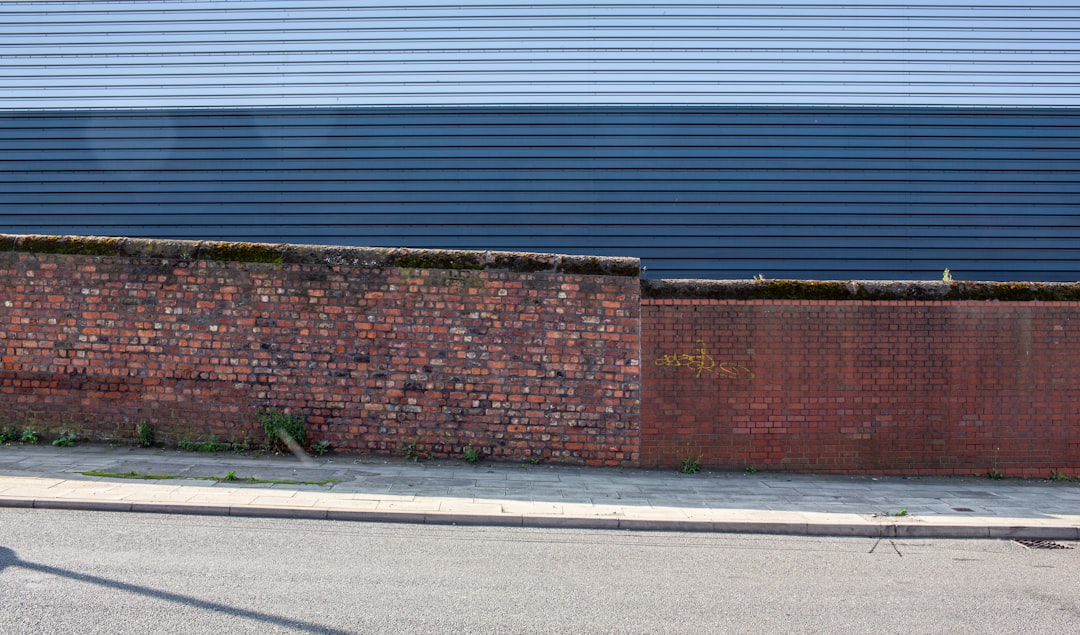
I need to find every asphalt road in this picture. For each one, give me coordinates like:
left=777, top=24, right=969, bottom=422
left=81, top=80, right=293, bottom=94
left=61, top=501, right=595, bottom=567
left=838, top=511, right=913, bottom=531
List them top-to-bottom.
left=1, top=509, right=1077, bottom=634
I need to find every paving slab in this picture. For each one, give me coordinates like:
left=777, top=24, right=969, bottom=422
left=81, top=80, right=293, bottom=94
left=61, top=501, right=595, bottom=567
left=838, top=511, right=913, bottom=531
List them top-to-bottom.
left=0, top=444, right=1077, bottom=540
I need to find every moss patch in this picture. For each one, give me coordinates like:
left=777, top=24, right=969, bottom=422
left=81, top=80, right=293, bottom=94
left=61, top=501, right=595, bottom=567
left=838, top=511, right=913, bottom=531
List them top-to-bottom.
left=1, top=233, right=641, bottom=278
left=16, top=235, right=123, bottom=257
left=198, top=241, right=285, bottom=264
left=389, top=249, right=486, bottom=271
left=483, top=251, right=560, bottom=272
left=560, top=255, right=641, bottom=278
left=643, top=279, right=1080, bottom=302
left=81, top=469, right=339, bottom=487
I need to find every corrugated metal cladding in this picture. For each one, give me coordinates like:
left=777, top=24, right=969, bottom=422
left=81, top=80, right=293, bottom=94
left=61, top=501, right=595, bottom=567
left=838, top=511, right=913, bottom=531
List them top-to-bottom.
left=2, top=0, right=1080, bottom=108
left=2, top=2, right=1078, bottom=281
left=2, top=106, right=1078, bottom=281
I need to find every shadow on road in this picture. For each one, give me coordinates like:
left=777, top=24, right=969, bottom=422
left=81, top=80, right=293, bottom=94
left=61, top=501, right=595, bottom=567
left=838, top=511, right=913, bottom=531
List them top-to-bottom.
left=0, top=545, right=351, bottom=634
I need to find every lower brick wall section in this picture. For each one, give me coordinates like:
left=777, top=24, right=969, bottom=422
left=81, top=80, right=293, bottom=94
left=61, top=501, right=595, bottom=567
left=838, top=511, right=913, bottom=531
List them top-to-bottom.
left=6, top=242, right=1079, bottom=476
left=0, top=252, right=641, bottom=465
left=642, top=299, right=1080, bottom=476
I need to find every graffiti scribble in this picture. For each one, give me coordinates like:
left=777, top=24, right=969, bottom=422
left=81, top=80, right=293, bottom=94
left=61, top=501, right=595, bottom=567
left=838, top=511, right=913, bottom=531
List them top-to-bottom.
left=655, top=341, right=754, bottom=380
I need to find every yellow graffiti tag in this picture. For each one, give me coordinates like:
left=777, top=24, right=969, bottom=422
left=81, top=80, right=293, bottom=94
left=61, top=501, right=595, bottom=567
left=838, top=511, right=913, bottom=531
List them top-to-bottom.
left=654, top=341, right=754, bottom=380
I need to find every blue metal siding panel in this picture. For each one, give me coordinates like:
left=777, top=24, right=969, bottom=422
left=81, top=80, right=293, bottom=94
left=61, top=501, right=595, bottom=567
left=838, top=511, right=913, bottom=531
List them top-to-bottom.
left=2, top=1, right=1079, bottom=109
left=1, top=106, right=1078, bottom=281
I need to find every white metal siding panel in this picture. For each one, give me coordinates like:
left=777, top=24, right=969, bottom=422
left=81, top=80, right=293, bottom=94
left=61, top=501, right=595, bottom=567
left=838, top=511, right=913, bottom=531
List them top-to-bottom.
left=2, top=1, right=1079, bottom=109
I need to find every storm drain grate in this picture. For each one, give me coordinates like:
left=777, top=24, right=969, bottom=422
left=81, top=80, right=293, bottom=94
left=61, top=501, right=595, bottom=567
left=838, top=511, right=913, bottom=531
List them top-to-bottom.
left=1013, top=539, right=1074, bottom=550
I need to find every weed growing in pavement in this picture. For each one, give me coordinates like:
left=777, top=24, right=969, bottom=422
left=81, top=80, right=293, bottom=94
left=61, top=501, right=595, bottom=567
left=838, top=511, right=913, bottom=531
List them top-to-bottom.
left=257, top=406, right=308, bottom=452
left=135, top=421, right=155, bottom=447
left=0, top=426, right=17, bottom=444
left=20, top=429, right=39, bottom=445
left=51, top=433, right=78, bottom=447
left=231, top=437, right=253, bottom=453
left=311, top=440, right=332, bottom=456
left=401, top=440, right=420, bottom=462
left=464, top=443, right=481, bottom=464
left=680, top=445, right=703, bottom=474
left=986, top=447, right=1004, bottom=480
left=744, top=465, right=757, bottom=474
left=81, top=469, right=340, bottom=487
left=83, top=470, right=177, bottom=480
left=1049, top=470, right=1078, bottom=482
left=212, top=475, right=339, bottom=485
left=878, top=509, right=909, bottom=518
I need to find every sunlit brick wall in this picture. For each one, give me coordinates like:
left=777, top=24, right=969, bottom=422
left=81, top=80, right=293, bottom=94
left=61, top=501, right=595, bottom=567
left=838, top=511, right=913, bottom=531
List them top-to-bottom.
left=0, top=244, right=641, bottom=466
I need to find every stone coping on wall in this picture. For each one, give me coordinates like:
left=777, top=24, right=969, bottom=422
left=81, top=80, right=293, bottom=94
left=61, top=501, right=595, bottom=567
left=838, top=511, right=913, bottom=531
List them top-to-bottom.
left=0, top=233, right=640, bottom=278
left=643, top=278, right=1080, bottom=302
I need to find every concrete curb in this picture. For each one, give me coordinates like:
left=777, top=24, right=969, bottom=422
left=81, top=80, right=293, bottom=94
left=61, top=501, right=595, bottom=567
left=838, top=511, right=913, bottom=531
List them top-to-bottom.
left=3, top=497, right=1077, bottom=540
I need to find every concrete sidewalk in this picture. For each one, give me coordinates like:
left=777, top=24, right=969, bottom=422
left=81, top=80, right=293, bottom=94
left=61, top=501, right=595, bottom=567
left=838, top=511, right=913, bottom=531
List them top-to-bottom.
left=0, top=444, right=1077, bottom=540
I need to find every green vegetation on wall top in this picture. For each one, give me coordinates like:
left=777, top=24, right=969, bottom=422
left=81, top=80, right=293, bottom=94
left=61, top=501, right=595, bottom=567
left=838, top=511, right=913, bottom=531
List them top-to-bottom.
left=0, top=233, right=640, bottom=278
left=642, top=278, right=1080, bottom=302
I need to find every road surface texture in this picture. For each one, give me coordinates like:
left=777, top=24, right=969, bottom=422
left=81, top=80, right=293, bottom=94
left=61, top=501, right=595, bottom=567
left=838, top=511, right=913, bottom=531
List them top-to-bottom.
left=1, top=509, right=1077, bottom=633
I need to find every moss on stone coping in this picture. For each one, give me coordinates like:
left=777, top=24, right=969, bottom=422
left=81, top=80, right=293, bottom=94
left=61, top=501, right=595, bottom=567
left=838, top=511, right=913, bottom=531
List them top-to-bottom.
left=0, top=233, right=640, bottom=278
left=15, top=234, right=124, bottom=257
left=199, top=240, right=285, bottom=264
left=643, top=278, right=1080, bottom=302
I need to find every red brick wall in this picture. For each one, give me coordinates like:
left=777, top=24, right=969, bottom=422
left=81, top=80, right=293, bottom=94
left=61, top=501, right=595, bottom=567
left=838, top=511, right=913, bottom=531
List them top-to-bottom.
left=7, top=237, right=1079, bottom=476
left=0, top=251, right=640, bottom=465
left=642, top=299, right=1080, bottom=476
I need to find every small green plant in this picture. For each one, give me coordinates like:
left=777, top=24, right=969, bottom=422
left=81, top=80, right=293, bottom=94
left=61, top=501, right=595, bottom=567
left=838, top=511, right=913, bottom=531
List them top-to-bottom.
left=942, top=268, right=953, bottom=282
left=257, top=406, right=307, bottom=452
left=135, top=421, right=155, bottom=447
left=0, top=426, right=18, bottom=444
left=20, top=429, right=39, bottom=445
left=52, top=433, right=78, bottom=447
left=178, top=436, right=231, bottom=452
left=231, top=437, right=253, bottom=453
left=310, top=440, right=332, bottom=457
left=401, top=440, right=420, bottom=462
left=464, top=444, right=481, bottom=464
left=987, top=446, right=1004, bottom=480
left=681, top=454, right=702, bottom=474
left=530, top=457, right=541, bottom=465
left=744, top=465, right=757, bottom=474
left=1050, top=469, right=1072, bottom=482
left=81, top=470, right=339, bottom=487
left=83, top=470, right=178, bottom=480
left=895, top=508, right=908, bottom=517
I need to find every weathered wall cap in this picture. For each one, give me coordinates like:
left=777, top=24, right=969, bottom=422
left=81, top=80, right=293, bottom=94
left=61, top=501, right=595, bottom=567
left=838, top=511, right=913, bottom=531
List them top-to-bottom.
left=0, top=234, right=640, bottom=278
left=643, top=278, right=1080, bottom=302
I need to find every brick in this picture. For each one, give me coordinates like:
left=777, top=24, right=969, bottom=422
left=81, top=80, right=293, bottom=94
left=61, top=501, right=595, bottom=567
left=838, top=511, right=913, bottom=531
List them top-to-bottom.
left=0, top=250, right=642, bottom=467
left=641, top=299, right=1080, bottom=475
